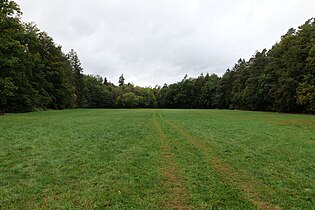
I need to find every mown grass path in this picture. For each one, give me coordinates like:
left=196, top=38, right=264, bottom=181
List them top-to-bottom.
left=0, top=109, right=314, bottom=209
left=153, top=113, right=188, bottom=209
left=159, top=113, right=281, bottom=209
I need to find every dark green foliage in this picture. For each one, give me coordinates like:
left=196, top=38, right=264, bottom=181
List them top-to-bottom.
left=0, top=0, right=27, bottom=112
left=0, top=1, right=75, bottom=112
left=1, top=1, right=314, bottom=114
left=155, top=18, right=315, bottom=114
left=67, top=49, right=85, bottom=107
left=242, top=50, right=268, bottom=110
left=200, top=73, right=219, bottom=108
left=81, top=74, right=158, bottom=108
left=118, top=74, right=125, bottom=86
left=83, top=75, right=115, bottom=108
left=138, top=87, right=157, bottom=107
left=117, top=92, right=139, bottom=108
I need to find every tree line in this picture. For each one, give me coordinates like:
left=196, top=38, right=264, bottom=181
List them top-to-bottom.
left=1, top=1, right=314, bottom=114
left=1, top=1, right=78, bottom=113
left=157, top=19, right=315, bottom=113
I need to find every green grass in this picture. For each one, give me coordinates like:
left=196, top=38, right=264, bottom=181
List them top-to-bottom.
left=0, top=109, right=314, bottom=209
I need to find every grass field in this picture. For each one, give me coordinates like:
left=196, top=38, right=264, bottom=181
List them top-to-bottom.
left=0, top=109, right=314, bottom=209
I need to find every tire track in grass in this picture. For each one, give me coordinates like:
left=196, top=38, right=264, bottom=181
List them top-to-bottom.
left=152, top=113, right=188, bottom=209
left=161, top=115, right=281, bottom=210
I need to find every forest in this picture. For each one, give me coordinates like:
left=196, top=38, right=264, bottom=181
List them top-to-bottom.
left=1, top=0, right=315, bottom=114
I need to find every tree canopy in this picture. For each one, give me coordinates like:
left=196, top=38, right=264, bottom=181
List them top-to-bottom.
left=0, top=1, right=314, bottom=114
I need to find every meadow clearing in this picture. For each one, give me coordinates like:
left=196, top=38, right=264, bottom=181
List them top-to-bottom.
left=0, top=109, right=314, bottom=209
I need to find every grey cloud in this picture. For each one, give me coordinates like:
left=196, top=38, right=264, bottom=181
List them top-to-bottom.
left=17, top=0, right=315, bottom=86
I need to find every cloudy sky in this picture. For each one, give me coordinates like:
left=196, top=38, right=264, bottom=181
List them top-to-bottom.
left=16, top=0, right=315, bottom=86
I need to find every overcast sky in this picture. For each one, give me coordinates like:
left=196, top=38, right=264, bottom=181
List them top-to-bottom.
left=16, top=0, right=315, bottom=86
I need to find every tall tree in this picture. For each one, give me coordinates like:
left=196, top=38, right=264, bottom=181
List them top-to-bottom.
left=0, top=0, right=35, bottom=112
left=67, top=49, right=85, bottom=107
left=118, top=74, right=125, bottom=86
